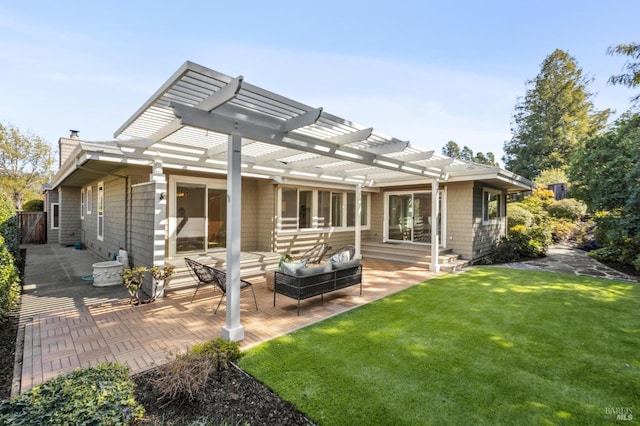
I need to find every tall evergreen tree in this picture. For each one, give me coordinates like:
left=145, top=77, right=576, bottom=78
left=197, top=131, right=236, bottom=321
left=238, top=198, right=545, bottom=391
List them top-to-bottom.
left=503, top=49, right=609, bottom=180
left=441, top=141, right=498, bottom=166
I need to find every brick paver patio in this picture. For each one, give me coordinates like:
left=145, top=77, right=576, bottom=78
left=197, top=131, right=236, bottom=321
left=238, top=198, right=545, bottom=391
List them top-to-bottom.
left=16, top=246, right=438, bottom=395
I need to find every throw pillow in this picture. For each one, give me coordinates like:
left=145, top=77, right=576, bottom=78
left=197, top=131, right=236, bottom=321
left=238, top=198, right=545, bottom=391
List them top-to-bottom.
left=329, top=249, right=351, bottom=263
left=282, top=260, right=307, bottom=275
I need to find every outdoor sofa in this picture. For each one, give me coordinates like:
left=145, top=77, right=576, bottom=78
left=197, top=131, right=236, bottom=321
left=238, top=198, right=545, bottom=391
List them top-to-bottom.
left=273, top=257, right=362, bottom=315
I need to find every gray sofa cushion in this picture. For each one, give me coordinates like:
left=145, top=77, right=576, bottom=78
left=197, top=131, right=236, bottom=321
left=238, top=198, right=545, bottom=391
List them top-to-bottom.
left=332, top=259, right=360, bottom=270
left=297, top=262, right=332, bottom=276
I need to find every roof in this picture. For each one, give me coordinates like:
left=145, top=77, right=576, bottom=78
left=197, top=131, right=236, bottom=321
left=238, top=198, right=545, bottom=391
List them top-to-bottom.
left=54, top=61, right=534, bottom=192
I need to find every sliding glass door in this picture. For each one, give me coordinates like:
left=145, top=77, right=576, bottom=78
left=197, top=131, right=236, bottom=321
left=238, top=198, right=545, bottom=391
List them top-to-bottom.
left=172, top=177, right=227, bottom=256
left=386, top=192, right=440, bottom=244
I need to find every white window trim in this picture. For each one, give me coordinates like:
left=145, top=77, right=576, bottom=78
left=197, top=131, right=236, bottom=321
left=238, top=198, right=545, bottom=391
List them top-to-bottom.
left=167, top=175, right=227, bottom=258
left=97, top=181, right=104, bottom=241
left=86, top=186, right=92, bottom=215
left=277, top=186, right=370, bottom=234
left=482, top=187, right=504, bottom=225
left=80, top=188, right=85, bottom=220
left=51, top=202, right=60, bottom=229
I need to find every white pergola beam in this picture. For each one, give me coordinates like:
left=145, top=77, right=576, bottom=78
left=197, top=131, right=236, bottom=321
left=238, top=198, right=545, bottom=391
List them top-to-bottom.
left=198, top=75, right=244, bottom=112
left=138, top=76, right=243, bottom=148
left=171, top=103, right=434, bottom=178
left=280, top=107, right=323, bottom=132
left=326, top=127, right=373, bottom=145
left=366, top=141, right=410, bottom=155
left=394, top=150, right=435, bottom=162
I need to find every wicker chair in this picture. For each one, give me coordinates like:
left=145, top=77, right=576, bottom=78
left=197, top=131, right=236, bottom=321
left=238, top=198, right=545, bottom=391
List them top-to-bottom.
left=299, top=242, right=331, bottom=265
left=185, top=258, right=258, bottom=314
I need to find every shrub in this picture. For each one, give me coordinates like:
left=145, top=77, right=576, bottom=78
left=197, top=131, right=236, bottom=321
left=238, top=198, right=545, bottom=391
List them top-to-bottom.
left=521, top=186, right=555, bottom=224
left=0, top=194, right=20, bottom=263
left=548, top=198, right=587, bottom=221
left=22, top=199, right=44, bottom=211
left=507, top=203, right=534, bottom=229
left=548, top=218, right=575, bottom=242
left=0, top=235, right=19, bottom=316
left=488, top=236, right=524, bottom=263
left=190, top=337, right=242, bottom=370
left=150, top=338, right=242, bottom=406
left=0, top=363, right=144, bottom=425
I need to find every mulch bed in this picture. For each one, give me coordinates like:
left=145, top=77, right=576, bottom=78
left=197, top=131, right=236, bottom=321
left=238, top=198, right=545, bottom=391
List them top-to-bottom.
left=133, top=364, right=313, bottom=425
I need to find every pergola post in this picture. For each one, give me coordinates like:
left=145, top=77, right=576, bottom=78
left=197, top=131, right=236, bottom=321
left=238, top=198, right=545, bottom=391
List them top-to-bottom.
left=222, top=134, right=244, bottom=341
left=151, top=160, right=167, bottom=298
left=430, top=180, right=440, bottom=272
left=355, top=184, right=362, bottom=260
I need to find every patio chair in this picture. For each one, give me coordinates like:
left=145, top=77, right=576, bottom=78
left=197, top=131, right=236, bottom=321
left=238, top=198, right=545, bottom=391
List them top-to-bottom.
left=299, top=242, right=331, bottom=265
left=327, top=245, right=356, bottom=263
left=184, top=258, right=258, bottom=314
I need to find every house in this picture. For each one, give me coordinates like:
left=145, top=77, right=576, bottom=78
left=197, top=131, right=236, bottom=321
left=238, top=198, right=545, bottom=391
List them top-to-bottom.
left=45, top=61, right=534, bottom=340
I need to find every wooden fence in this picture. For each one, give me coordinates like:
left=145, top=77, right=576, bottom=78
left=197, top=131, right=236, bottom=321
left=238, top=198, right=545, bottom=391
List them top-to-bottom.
left=18, top=212, right=47, bottom=244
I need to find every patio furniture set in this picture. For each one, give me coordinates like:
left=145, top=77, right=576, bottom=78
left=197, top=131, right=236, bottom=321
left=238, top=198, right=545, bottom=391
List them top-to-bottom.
left=185, top=244, right=362, bottom=315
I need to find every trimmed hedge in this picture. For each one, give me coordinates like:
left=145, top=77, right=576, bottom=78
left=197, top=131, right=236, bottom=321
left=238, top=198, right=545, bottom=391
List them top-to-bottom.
left=0, top=193, right=20, bottom=316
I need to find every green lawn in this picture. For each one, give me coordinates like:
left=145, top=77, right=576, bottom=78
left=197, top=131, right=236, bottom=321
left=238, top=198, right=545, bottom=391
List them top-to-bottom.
left=238, top=267, right=640, bottom=425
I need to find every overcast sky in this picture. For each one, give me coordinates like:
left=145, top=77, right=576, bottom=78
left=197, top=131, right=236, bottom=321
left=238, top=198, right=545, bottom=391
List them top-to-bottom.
left=1, top=1, right=638, bottom=165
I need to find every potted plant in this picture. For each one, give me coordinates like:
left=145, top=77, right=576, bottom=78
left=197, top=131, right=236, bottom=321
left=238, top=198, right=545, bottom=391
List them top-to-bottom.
left=266, top=254, right=294, bottom=291
left=149, top=265, right=175, bottom=300
left=121, top=266, right=147, bottom=305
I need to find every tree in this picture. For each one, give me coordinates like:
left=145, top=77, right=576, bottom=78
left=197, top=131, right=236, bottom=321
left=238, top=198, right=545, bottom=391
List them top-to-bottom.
left=607, top=42, right=640, bottom=101
left=503, top=49, right=610, bottom=180
left=569, top=112, right=640, bottom=266
left=569, top=112, right=640, bottom=213
left=0, top=122, right=54, bottom=210
left=442, top=140, right=461, bottom=158
left=441, top=141, right=498, bottom=166
left=534, top=168, right=568, bottom=186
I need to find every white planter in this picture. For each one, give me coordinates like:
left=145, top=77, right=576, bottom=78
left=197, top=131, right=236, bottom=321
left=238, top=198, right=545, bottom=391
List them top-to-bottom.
left=92, top=261, right=124, bottom=287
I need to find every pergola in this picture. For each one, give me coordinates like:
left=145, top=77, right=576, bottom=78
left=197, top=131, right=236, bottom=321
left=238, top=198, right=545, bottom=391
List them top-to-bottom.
left=113, top=61, right=530, bottom=341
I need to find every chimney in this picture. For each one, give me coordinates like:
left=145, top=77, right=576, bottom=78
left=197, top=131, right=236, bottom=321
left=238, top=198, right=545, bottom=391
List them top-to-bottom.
left=59, top=130, right=82, bottom=167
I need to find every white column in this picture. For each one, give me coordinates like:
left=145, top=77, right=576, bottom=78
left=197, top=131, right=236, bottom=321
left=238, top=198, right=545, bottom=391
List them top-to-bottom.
left=222, top=134, right=244, bottom=341
left=151, top=160, right=167, bottom=298
left=430, top=180, right=440, bottom=272
left=354, top=184, right=362, bottom=259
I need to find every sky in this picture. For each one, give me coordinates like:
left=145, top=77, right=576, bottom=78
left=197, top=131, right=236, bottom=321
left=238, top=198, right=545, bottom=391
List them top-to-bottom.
left=1, top=1, right=638, bottom=166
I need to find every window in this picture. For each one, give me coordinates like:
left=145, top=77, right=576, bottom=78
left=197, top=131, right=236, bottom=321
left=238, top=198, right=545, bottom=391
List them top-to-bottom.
left=97, top=182, right=104, bottom=240
left=86, top=186, right=92, bottom=215
left=279, top=187, right=369, bottom=231
left=281, top=187, right=298, bottom=230
left=483, top=188, right=503, bottom=223
left=80, top=189, right=85, bottom=220
left=299, top=190, right=313, bottom=228
left=318, top=191, right=331, bottom=227
left=331, top=193, right=343, bottom=227
left=360, top=194, right=368, bottom=226
left=51, top=203, right=60, bottom=229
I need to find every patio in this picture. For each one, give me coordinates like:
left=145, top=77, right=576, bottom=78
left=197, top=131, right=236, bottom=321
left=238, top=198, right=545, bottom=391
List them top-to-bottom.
left=14, top=244, right=439, bottom=396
